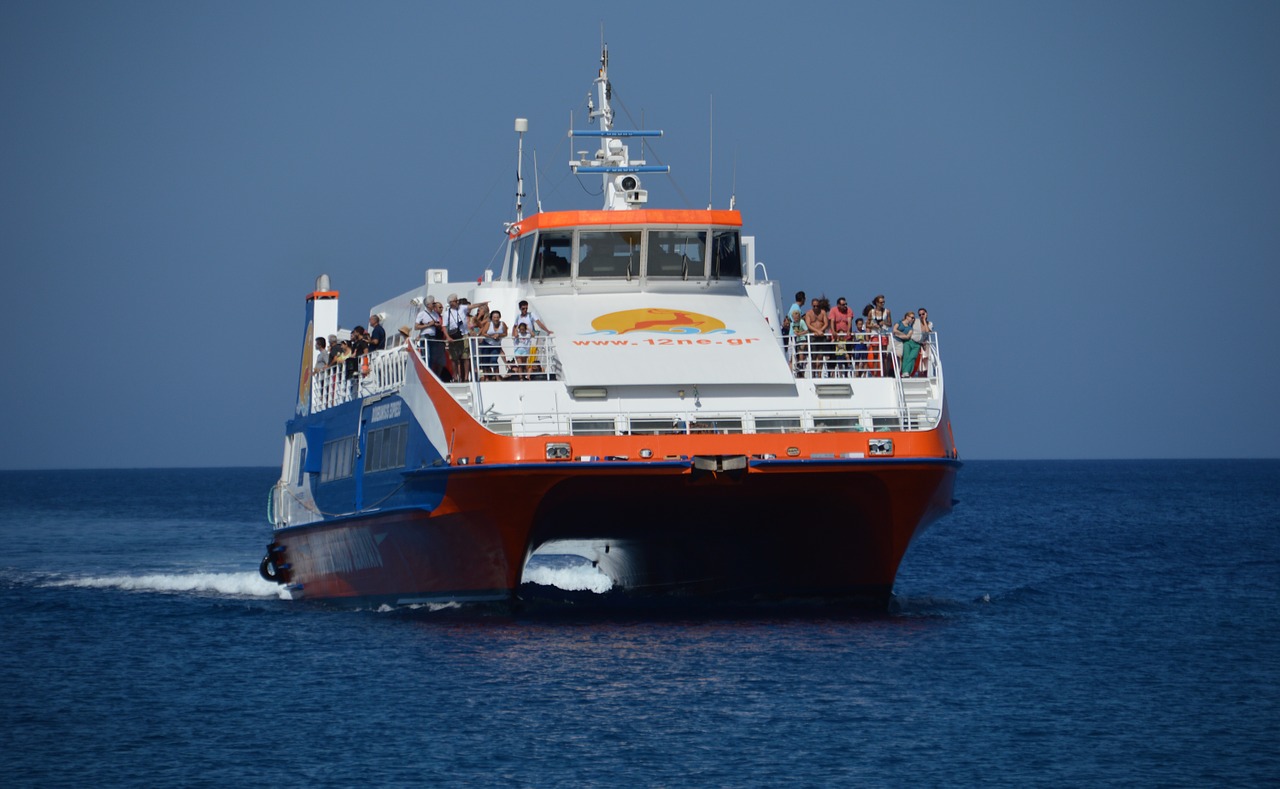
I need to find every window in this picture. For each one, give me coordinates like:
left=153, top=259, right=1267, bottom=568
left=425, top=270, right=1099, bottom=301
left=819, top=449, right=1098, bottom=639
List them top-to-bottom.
left=646, top=230, right=705, bottom=278
left=710, top=230, right=742, bottom=280
left=532, top=231, right=572, bottom=281
left=577, top=231, right=641, bottom=279
left=514, top=233, right=537, bottom=282
left=812, top=416, right=861, bottom=433
left=754, top=417, right=803, bottom=434
left=629, top=418, right=684, bottom=435
left=570, top=419, right=615, bottom=436
left=364, top=423, right=408, bottom=473
left=321, top=435, right=356, bottom=482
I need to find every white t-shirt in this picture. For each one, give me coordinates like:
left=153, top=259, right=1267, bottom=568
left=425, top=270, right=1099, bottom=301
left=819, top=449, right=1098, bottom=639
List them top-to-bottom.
left=446, top=306, right=469, bottom=337
left=514, top=306, right=542, bottom=334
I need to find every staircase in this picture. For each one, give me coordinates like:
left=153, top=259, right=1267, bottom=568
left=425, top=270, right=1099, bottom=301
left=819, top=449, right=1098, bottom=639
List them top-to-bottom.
left=900, top=378, right=939, bottom=429
left=444, top=382, right=476, bottom=417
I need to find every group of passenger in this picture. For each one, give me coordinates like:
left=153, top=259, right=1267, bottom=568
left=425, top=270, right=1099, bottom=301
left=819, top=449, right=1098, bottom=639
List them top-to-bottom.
left=312, top=288, right=933, bottom=387
left=782, top=291, right=935, bottom=378
left=411, top=294, right=553, bottom=383
left=312, top=314, right=391, bottom=381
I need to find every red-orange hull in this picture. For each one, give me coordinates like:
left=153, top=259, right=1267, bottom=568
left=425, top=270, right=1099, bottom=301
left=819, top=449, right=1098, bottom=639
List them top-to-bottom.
left=268, top=458, right=958, bottom=608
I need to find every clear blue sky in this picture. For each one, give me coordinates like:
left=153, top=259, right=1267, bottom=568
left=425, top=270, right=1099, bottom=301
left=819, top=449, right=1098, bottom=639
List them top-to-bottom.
left=2, top=0, right=1276, bottom=468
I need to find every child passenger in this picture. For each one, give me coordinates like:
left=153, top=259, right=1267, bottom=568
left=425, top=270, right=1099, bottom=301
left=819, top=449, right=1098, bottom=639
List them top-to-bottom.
left=512, top=322, right=533, bottom=380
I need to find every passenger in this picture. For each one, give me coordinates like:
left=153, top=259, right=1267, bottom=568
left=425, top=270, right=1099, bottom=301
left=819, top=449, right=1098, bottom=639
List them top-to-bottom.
left=784, top=291, right=805, bottom=363
left=443, top=294, right=471, bottom=382
left=867, top=294, right=891, bottom=327
left=420, top=297, right=447, bottom=378
left=804, top=297, right=829, bottom=377
left=829, top=297, right=854, bottom=376
left=469, top=300, right=489, bottom=328
left=514, top=300, right=551, bottom=335
left=789, top=307, right=810, bottom=377
left=914, top=307, right=933, bottom=377
left=480, top=310, right=508, bottom=380
left=893, top=312, right=920, bottom=378
left=367, top=314, right=386, bottom=354
left=852, top=317, right=869, bottom=377
left=864, top=318, right=886, bottom=377
left=512, top=323, right=533, bottom=380
left=397, top=325, right=411, bottom=350
left=350, top=326, right=369, bottom=359
left=314, top=336, right=329, bottom=370
left=331, top=339, right=353, bottom=375
left=323, top=340, right=350, bottom=401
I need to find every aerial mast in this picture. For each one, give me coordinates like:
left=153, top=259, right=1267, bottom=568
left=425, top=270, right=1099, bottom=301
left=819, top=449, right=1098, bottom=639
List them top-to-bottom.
left=569, top=44, right=668, bottom=210
left=514, top=117, right=528, bottom=221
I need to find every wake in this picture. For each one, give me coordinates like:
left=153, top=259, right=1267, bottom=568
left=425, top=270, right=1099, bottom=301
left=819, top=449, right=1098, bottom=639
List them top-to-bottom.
left=45, top=571, right=291, bottom=599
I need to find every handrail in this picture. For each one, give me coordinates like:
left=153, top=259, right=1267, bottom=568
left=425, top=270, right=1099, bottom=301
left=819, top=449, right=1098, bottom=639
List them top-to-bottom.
left=306, top=332, right=944, bottom=435
left=786, top=332, right=939, bottom=381
left=310, top=346, right=411, bottom=413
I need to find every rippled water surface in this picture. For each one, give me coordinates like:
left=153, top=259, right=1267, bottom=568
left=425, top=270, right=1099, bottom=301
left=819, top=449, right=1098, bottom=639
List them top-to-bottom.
left=1, top=462, right=1277, bottom=786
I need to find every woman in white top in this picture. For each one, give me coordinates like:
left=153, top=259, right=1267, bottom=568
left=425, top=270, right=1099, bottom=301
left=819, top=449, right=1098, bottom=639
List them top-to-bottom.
left=866, top=294, right=891, bottom=328
left=912, top=307, right=934, bottom=377
left=481, top=310, right=508, bottom=380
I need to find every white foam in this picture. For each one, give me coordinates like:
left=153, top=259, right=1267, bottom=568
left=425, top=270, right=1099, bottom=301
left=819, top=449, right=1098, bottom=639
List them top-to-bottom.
left=522, top=563, right=614, bottom=594
left=47, top=571, right=291, bottom=600
left=376, top=601, right=462, bottom=613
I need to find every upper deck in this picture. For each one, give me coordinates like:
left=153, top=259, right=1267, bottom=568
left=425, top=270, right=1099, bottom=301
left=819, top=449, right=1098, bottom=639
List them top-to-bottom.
left=307, top=328, right=946, bottom=439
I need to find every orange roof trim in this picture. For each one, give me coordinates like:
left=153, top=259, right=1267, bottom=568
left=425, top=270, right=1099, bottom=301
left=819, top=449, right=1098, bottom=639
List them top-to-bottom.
left=510, top=209, right=742, bottom=237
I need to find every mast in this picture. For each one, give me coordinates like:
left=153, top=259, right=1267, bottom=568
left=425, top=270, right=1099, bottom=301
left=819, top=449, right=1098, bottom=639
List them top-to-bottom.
left=569, top=44, right=668, bottom=211
left=514, top=117, right=528, bottom=221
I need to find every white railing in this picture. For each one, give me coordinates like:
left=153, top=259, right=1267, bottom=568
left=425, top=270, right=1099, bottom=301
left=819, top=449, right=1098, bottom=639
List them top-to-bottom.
left=786, top=331, right=940, bottom=380
left=305, top=332, right=944, bottom=437
left=459, top=335, right=561, bottom=383
left=310, top=347, right=411, bottom=413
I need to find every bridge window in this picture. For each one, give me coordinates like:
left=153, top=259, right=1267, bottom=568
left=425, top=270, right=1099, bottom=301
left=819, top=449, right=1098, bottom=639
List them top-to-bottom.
left=646, top=230, right=706, bottom=278
left=710, top=230, right=742, bottom=280
left=577, top=231, right=641, bottom=279
left=532, top=232, right=572, bottom=281
left=513, top=233, right=537, bottom=282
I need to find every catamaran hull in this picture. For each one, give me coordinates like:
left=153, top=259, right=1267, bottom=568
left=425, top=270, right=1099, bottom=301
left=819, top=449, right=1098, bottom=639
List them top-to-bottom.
left=267, top=458, right=958, bottom=608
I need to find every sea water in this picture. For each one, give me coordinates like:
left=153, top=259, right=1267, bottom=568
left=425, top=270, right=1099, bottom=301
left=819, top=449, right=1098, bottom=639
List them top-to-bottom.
left=0, top=462, right=1276, bottom=786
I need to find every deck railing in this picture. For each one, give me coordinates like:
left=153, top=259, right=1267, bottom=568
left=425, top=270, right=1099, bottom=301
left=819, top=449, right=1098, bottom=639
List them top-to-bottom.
left=786, top=331, right=940, bottom=380
left=307, top=332, right=944, bottom=434
left=310, top=346, right=411, bottom=413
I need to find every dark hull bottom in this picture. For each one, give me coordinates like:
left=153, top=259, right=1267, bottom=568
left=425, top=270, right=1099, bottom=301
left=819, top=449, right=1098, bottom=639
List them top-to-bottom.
left=269, top=461, right=958, bottom=610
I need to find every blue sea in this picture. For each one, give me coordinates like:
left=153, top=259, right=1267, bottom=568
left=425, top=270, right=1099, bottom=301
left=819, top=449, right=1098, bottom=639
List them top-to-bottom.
left=1, top=461, right=1277, bottom=787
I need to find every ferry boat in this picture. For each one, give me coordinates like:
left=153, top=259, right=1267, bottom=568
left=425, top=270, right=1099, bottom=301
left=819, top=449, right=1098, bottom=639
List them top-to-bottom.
left=260, top=46, right=960, bottom=608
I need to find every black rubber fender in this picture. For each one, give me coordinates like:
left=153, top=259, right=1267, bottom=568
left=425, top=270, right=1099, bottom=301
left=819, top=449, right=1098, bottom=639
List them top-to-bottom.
left=258, top=554, right=280, bottom=582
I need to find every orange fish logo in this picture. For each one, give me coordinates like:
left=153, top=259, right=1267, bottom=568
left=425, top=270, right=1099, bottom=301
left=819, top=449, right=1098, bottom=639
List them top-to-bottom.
left=590, top=308, right=728, bottom=335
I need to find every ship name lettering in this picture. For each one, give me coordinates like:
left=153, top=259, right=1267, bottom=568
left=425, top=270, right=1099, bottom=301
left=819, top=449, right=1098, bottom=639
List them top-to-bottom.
left=371, top=401, right=402, bottom=422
